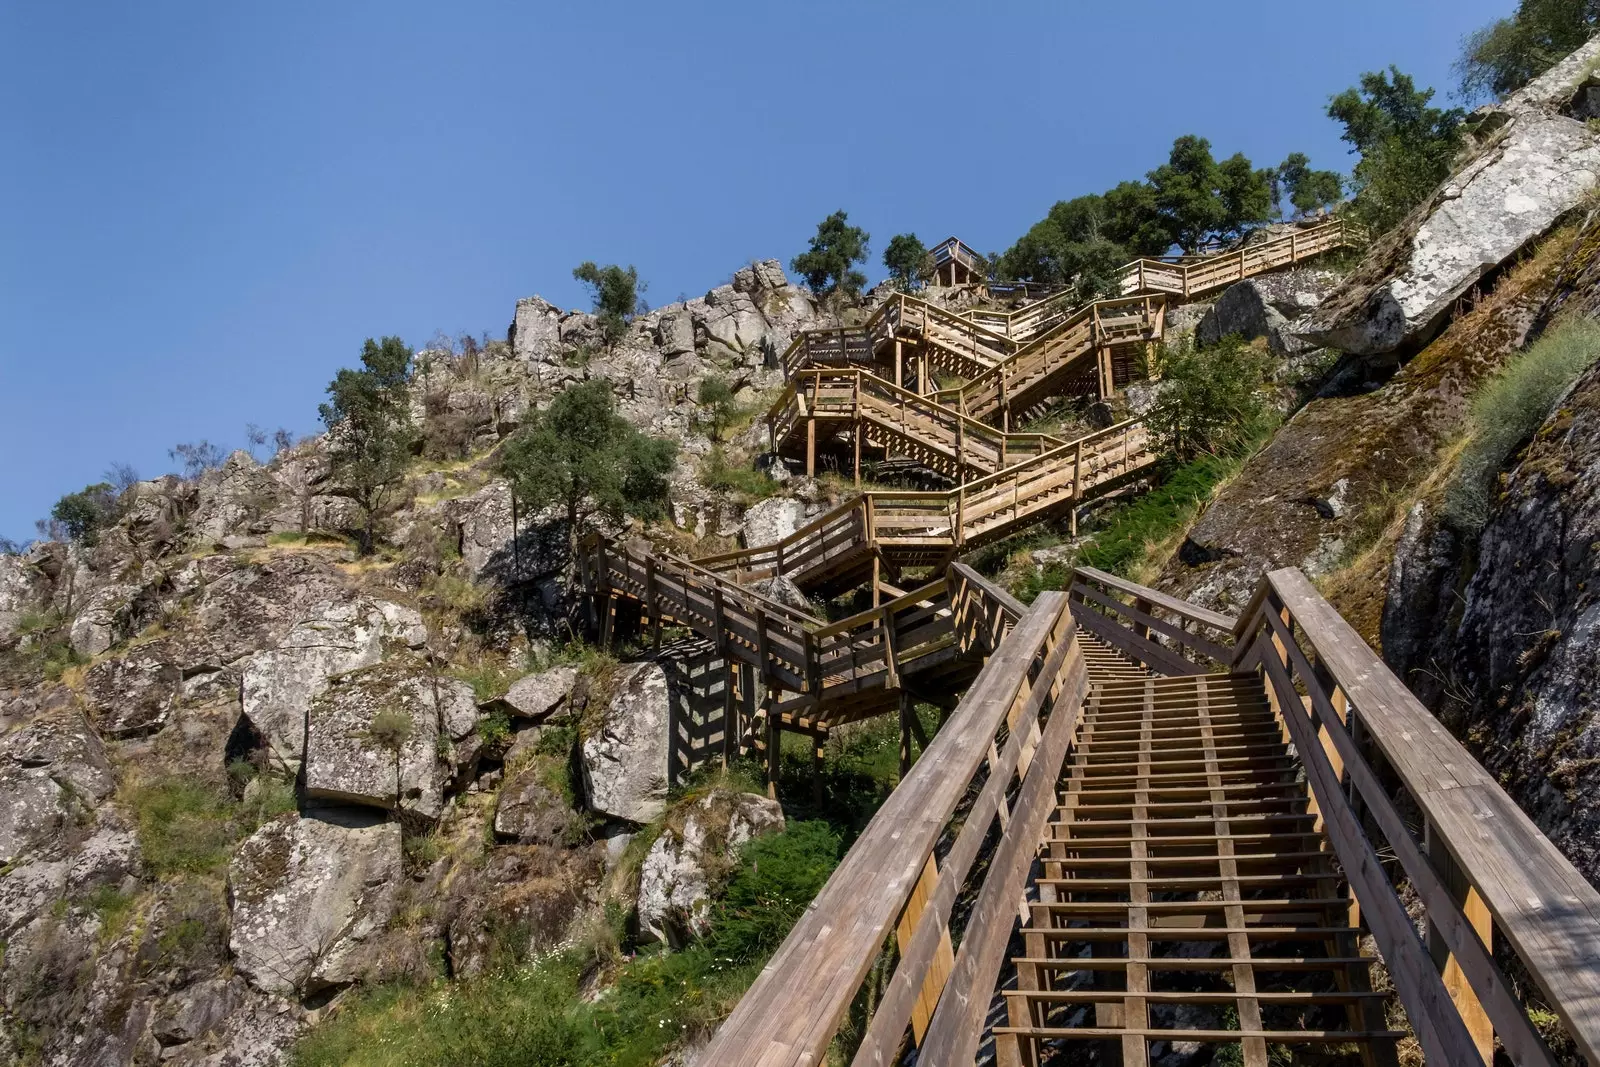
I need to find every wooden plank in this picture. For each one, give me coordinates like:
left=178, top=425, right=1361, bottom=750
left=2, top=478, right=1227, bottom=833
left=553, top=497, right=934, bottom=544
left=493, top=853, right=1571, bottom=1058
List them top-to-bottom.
left=1074, top=565, right=1236, bottom=632
left=1260, top=568, right=1600, bottom=1064
left=917, top=631, right=1090, bottom=1065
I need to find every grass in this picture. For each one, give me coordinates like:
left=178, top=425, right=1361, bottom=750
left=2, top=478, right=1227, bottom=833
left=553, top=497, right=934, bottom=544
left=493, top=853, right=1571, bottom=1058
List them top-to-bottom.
left=1443, top=318, right=1600, bottom=531
left=699, top=446, right=779, bottom=501
left=1008, top=449, right=1254, bottom=602
left=124, top=774, right=296, bottom=878
left=290, top=822, right=842, bottom=1067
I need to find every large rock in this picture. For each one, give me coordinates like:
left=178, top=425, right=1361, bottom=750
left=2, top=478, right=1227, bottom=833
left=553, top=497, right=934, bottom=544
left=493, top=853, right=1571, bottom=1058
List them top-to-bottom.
left=1301, top=37, right=1600, bottom=358
left=1196, top=279, right=1288, bottom=349
left=510, top=296, right=564, bottom=364
left=1437, top=358, right=1600, bottom=882
left=190, top=451, right=281, bottom=545
left=741, top=497, right=808, bottom=549
left=0, top=553, right=46, bottom=639
left=749, top=574, right=813, bottom=614
left=240, top=597, right=427, bottom=774
left=82, top=644, right=182, bottom=737
left=303, top=658, right=478, bottom=820
left=580, top=661, right=671, bottom=823
left=496, top=665, right=577, bottom=722
left=0, top=707, right=115, bottom=865
left=493, top=763, right=576, bottom=845
left=636, top=790, right=784, bottom=945
left=228, top=812, right=402, bottom=996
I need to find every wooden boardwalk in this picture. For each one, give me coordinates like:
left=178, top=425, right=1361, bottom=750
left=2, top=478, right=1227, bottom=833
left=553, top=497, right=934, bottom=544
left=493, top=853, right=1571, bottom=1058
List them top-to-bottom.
left=583, top=217, right=1600, bottom=1063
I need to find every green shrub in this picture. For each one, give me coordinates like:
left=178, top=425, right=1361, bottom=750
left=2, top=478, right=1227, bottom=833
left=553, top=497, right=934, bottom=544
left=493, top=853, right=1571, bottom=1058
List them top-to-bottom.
left=1444, top=318, right=1600, bottom=531
left=1146, top=335, right=1275, bottom=460
left=700, top=447, right=778, bottom=501
left=702, top=821, right=841, bottom=964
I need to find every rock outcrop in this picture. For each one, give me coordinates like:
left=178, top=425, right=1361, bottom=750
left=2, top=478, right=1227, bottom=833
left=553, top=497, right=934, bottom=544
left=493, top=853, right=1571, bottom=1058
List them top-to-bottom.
left=1301, top=36, right=1600, bottom=358
left=580, top=662, right=671, bottom=824
left=636, top=790, right=783, bottom=946
left=227, top=812, right=402, bottom=996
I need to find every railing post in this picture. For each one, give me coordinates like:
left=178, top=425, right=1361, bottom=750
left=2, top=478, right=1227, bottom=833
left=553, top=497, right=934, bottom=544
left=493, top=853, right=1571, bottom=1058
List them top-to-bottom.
left=1426, top=821, right=1496, bottom=1065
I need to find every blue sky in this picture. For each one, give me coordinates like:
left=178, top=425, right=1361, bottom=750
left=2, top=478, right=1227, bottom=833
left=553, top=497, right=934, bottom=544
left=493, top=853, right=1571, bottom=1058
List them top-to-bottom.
left=1, top=0, right=1508, bottom=542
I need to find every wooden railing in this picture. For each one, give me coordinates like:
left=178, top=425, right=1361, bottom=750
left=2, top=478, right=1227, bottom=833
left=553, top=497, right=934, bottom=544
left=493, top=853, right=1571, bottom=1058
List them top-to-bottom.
left=1119, top=218, right=1365, bottom=299
left=936, top=293, right=1166, bottom=423
left=768, top=367, right=1067, bottom=477
left=698, top=419, right=1156, bottom=587
left=1066, top=565, right=1237, bottom=674
left=1232, top=567, right=1600, bottom=1066
left=700, top=592, right=1086, bottom=1067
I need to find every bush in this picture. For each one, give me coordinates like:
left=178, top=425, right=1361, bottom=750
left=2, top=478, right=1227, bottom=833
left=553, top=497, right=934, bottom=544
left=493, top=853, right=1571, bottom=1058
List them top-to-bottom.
left=791, top=211, right=869, bottom=297
left=572, top=262, right=645, bottom=347
left=1444, top=318, right=1600, bottom=530
left=1146, top=335, right=1275, bottom=459
left=696, top=376, right=739, bottom=441
left=699, top=447, right=778, bottom=501
left=50, top=483, right=118, bottom=546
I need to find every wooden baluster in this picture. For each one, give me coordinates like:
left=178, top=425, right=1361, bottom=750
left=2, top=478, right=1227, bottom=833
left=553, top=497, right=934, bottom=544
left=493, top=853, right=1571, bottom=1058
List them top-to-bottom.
left=1426, top=822, right=1496, bottom=1065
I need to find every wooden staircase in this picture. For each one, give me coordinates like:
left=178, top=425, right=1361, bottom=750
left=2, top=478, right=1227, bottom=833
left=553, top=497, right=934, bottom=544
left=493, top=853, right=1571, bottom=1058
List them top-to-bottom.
left=696, top=567, right=1600, bottom=1067
left=995, top=666, right=1400, bottom=1066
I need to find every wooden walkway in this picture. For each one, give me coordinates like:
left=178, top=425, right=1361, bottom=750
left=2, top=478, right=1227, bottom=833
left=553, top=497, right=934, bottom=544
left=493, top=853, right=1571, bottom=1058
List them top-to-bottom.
left=579, top=213, right=1600, bottom=1064
left=690, top=567, right=1600, bottom=1067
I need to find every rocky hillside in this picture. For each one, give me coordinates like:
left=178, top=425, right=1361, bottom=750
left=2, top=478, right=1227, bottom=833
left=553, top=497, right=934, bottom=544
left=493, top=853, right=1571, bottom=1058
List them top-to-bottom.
left=0, top=257, right=857, bottom=1066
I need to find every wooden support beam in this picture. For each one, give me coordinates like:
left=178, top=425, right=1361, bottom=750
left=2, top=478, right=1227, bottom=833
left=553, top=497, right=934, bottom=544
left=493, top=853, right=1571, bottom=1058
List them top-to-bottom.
left=899, top=692, right=913, bottom=778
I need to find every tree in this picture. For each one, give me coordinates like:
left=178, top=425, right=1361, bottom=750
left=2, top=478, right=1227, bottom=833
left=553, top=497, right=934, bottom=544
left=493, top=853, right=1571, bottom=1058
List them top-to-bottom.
left=1458, top=0, right=1600, bottom=101
left=1328, top=68, right=1463, bottom=233
left=1147, top=136, right=1274, bottom=253
left=1275, top=153, right=1344, bottom=217
left=997, top=195, right=1137, bottom=300
left=791, top=211, right=870, bottom=298
left=882, top=233, right=931, bottom=289
left=572, top=262, right=645, bottom=347
left=318, top=336, right=417, bottom=555
left=1147, top=336, right=1274, bottom=459
left=696, top=375, right=739, bottom=441
left=496, top=380, right=677, bottom=561
left=169, top=441, right=226, bottom=479
left=104, top=462, right=141, bottom=495
left=51, top=483, right=118, bottom=546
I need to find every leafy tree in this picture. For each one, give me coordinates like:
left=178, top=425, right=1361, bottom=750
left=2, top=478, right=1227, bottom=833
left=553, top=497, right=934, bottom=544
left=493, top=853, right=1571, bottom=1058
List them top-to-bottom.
left=1459, top=0, right=1600, bottom=101
left=1328, top=68, right=1464, bottom=234
left=1147, top=136, right=1274, bottom=253
left=1275, top=152, right=1345, bottom=217
left=1101, top=181, right=1172, bottom=257
left=999, top=198, right=1135, bottom=299
left=791, top=211, right=870, bottom=297
left=882, top=233, right=931, bottom=289
left=572, top=262, right=645, bottom=347
left=319, top=336, right=417, bottom=555
left=1147, top=336, right=1274, bottom=459
left=696, top=375, right=739, bottom=441
left=496, top=380, right=677, bottom=560
left=169, top=440, right=226, bottom=479
left=50, top=483, right=118, bottom=546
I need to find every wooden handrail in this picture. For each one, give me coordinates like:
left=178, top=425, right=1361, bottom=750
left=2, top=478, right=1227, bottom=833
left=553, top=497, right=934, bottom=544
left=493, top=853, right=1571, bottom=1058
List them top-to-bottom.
left=1066, top=566, right=1237, bottom=675
left=1232, top=568, right=1600, bottom=1065
left=699, top=593, right=1083, bottom=1067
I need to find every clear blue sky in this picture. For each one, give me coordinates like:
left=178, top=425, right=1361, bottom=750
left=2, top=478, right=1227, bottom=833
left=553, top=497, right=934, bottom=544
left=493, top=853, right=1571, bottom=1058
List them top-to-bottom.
left=1, top=0, right=1508, bottom=542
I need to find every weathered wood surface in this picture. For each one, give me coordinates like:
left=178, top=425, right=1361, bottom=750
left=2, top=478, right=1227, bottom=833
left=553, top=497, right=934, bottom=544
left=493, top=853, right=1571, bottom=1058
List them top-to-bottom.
left=1235, top=568, right=1600, bottom=1065
left=698, top=595, right=1074, bottom=1067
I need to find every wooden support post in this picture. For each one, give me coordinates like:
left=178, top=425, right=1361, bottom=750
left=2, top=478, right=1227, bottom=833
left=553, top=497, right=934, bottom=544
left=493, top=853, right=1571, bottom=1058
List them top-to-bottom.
left=894, top=338, right=903, bottom=388
left=805, top=416, right=816, bottom=478
left=853, top=416, right=862, bottom=488
left=1070, top=440, right=1083, bottom=537
left=871, top=552, right=882, bottom=608
left=645, top=557, right=661, bottom=652
left=600, top=593, right=617, bottom=651
left=721, top=660, right=737, bottom=769
left=899, top=692, right=913, bottom=778
left=765, top=709, right=781, bottom=800
left=812, top=730, right=826, bottom=808
left=1427, top=823, right=1495, bottom=1064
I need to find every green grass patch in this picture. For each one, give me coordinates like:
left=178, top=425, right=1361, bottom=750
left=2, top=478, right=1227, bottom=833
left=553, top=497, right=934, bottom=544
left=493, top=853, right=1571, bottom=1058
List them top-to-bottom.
left=1444, top=318, right=1600, bottom=531
left=699, top=446, right=779, bottom=502
left=1011, top=450, right=1249, bottom=603
left=126, top=774, right=294, bottom=878
left=290, top=822, right=841, bottom=1067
